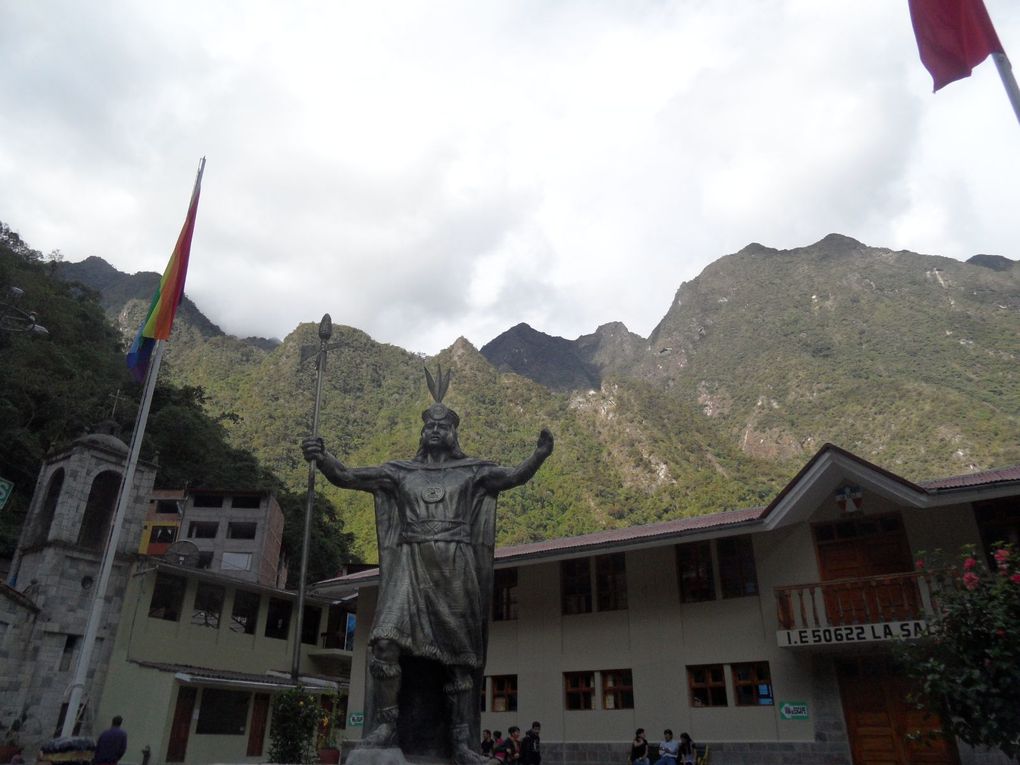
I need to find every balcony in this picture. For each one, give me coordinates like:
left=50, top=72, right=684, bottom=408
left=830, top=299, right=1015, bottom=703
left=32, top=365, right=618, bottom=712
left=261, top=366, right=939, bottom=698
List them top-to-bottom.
left=775, top=571, right=936, bottom=648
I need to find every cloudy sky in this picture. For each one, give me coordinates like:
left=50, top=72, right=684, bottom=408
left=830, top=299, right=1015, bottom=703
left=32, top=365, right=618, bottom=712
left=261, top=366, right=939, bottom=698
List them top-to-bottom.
left=2, top=1, right=1018, bottom=354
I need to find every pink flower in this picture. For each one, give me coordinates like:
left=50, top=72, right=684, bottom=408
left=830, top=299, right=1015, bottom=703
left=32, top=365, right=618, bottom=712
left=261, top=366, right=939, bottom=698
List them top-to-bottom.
left=994, top=548, right=1010, bottom=563
left=963, top=557, right=977, bottom=571
left=915, top=559, right=925, bottom=570
left=963, top=572, right=980, bottom=590
left=1011, top=573, right=1020, bottom=585
left=996, top=628, right=1007, bottom=638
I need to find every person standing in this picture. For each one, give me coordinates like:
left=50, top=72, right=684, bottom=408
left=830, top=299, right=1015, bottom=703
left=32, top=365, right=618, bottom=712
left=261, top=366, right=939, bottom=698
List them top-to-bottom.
left=94, top=716, right=127, bottom=765
left=521, top=721, right=541, bottom=765
left=481, top=730, right=494, bottom=757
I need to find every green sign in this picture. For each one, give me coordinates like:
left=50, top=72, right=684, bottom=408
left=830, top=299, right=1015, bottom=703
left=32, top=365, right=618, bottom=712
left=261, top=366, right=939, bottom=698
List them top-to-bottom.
left=0, top=478, right=13, bottom=511
left=780, top=701, right=809, bottom=720
left=348, top=712, right=364, bottom=727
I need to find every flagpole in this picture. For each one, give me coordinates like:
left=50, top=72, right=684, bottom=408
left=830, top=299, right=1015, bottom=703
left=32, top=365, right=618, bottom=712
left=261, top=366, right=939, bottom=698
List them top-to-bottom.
left=992, top=53, right=1020, bottom=126
left=292, top=314, right=333, bottom=680
left=61, top=340, right=166, bottom=736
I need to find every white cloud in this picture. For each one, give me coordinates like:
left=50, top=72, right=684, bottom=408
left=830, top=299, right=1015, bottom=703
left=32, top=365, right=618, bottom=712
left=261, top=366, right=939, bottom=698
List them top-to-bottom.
left=1, top=0, right=1018, bottom=352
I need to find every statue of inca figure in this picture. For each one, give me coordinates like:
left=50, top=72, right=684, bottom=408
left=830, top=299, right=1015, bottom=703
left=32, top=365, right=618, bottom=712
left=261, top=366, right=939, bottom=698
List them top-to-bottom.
left=303, top=366, right=553, bottom=764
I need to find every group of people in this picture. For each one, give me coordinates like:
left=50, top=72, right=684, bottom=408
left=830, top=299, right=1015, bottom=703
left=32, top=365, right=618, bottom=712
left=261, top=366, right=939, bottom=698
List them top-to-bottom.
left=481, top=721, right=541, bottom=764
left=631, top=728, right=697, bottom=765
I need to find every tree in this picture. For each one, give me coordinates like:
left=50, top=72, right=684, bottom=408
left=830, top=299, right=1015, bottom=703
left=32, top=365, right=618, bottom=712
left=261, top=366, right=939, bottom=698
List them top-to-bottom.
left=901, top=545, right=1020, bottom=761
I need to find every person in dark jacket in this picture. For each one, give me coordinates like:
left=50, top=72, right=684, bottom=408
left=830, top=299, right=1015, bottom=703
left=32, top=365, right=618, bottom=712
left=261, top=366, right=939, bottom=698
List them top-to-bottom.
left=94, top=716, right=127, bottom=765
left=521, top=722, right=541, bottom=765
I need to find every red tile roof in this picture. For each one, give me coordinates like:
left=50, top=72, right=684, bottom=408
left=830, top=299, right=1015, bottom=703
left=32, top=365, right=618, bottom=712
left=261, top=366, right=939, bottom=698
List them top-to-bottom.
left=922, top=464, right=1020, bottom=489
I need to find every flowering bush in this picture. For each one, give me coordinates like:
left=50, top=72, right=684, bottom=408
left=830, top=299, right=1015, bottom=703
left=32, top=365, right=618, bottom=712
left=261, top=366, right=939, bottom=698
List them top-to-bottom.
left=901, top=544, right=1020, bottom=760
left=269, top=687, right=326, bottom=764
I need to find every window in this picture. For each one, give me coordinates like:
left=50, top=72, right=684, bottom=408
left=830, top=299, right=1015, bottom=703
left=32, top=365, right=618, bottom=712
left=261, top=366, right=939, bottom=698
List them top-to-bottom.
left=78, top=471, right=120, bottom=550
left=192, top=493, right=224, bottom=508
left=231, top=494, right=262, bottom=509
left=156, top=499, right=180, bottom=514
left=975, top=499, right=1020, bottom=566
left=188, top=521, right=218, bottom=539
left=227, top=522, right=257, bottom=540
left=149, top=525, right=178, bottom=544
left=718, top=536, right=758, bottom=598
left=676, top=542, right=715, bottom=603
left=197, top=551, right=214, bottom=570
left=222, top=552, right=252, bottom=571
left=596, top=553, right=628, bottom=611
left=561, top=559, right=593, bottom=615
left=493, top=568, right=518, bottom=621
left=149, top=573, right=186, bottom=621
left=192, top=582, right=225, bottom=628
left=231, top=590, right=260, bottom=634
left=265, top=598, right=292, bottom=640
left=302, top=605, right=322, bottom=645
left=58, top=635, right=80, bottom=672
left=732, top=662, right=773, bottom=706
left=688, top=665, right=727, bottom=707
left=601, top=669, right=634, bottom=710
left=564, top=671, right=596, bottom=710
left=490, top=675, right=517, bottom=712
left=196, top=688, right=249, bottom=734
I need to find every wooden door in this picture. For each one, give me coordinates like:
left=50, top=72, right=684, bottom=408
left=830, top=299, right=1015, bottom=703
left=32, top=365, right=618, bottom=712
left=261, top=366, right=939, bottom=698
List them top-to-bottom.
left=815, top=515, right=919, bottom=625
left=837, top=659, right=957, bottom=765
left=167, top=686, right=197, bottom=762
left=247, top=693, right=270, bottom=756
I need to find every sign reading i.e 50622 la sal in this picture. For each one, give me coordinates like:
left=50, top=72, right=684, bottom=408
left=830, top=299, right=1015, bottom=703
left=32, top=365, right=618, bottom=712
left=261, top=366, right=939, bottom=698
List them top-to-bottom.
left=778, top=619, right=928, bottom=647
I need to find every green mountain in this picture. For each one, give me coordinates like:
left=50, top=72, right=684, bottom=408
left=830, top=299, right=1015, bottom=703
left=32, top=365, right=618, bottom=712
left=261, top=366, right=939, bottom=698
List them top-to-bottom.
left=52, top=233, right=1020, bottom=560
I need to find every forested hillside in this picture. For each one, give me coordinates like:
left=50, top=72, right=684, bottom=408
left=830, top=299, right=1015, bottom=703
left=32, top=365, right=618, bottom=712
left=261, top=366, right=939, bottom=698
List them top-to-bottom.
left=0, top=223, right=353, bottom=580
left=52, top=231, right=1020, bottom=561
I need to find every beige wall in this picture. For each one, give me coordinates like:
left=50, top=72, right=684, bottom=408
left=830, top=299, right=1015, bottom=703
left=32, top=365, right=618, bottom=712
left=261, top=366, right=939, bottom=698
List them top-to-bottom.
left=345, top=483, right=992, bottom=748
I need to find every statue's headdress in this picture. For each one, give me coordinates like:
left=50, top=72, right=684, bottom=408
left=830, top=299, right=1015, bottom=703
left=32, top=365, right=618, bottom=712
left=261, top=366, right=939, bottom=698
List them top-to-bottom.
left=423, top=364, right=459, bottom=427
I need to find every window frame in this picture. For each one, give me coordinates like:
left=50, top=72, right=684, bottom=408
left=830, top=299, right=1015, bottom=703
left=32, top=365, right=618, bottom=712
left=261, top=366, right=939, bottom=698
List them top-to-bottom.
left=188, top=521, right=219, bottom=539
left=227, top=522, right=258, bottom=540
left=717, top=535, right=759, bottom=599
left=676, top=541, right=716, bottom=603
left=595, top=553, right=628, bottom=611
left=561, top=558, right=593, bottom=615
left=492, top=567, right=519, bottom=622
left=149, top=573, right=187, bottom=622
left=192, top=582, right=225, bottom=629
left=230, top=590, right=261, bottom=635
left=265, top=597, right=292, bottom=640
left=732, top=661, right=773, bottom=706
left=687, top=664, right=728, bottom=707
left=601, top=668, right=634, bottom=710
left=564, top=671, right=596, bottom=711
left=490, top=675, right=518, bottom=713
left=196, top=688, right=250, bottom=735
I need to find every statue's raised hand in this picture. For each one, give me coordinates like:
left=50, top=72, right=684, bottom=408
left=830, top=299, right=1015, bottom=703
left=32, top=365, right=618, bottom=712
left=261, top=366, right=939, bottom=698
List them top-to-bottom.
left=536, top=428, right=554, bottom=458
left=302, top=436, right=326, bottom=464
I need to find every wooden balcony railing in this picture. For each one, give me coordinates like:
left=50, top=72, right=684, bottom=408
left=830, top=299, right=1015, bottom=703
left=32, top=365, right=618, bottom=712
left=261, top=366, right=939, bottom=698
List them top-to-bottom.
left=775, top=571, right=937, bottom=631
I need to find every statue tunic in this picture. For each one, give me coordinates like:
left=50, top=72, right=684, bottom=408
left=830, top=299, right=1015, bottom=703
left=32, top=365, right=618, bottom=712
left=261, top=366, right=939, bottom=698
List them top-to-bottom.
left=350, top=458, right=498, bottom=669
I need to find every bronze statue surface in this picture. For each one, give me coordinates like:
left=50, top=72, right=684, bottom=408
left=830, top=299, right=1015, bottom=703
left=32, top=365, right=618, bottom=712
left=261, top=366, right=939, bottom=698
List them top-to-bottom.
left=303, top=366, right=553, bottom=765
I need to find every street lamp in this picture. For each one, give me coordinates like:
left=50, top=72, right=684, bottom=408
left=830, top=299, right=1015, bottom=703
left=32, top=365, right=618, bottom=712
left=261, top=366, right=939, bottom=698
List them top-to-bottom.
left=0, top=286, right=49, bottom=336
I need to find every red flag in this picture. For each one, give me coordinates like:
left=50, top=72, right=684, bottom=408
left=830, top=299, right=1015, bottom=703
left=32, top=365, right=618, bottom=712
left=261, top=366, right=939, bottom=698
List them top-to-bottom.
left=909, top=0, right=1004, bottom=91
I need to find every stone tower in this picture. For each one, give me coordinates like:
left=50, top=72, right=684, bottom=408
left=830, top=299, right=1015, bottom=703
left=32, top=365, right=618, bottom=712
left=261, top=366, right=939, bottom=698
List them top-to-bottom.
left=0, top=425, right=155, bottom=753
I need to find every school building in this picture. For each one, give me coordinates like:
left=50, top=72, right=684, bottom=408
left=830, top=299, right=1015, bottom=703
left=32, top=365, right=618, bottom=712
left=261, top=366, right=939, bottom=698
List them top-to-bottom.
left=313, top=443, right=1020, bottom=765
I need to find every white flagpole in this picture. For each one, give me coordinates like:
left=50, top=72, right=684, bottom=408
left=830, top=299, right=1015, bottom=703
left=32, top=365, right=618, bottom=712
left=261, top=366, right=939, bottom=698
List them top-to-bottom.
left=992, top=53, right=1020, bottom=126
left=61, top=340, right=166, bottom=737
